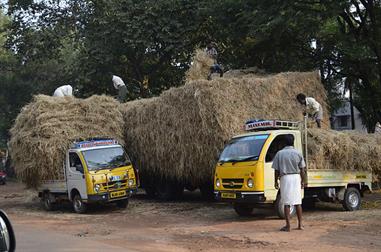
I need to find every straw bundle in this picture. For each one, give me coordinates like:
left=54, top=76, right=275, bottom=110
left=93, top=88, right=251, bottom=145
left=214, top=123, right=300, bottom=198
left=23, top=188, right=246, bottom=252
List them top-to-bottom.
left=185, top=49, right=214, bottom=81
left=122, top=71, right=328, bottom=187
left=9, top=95, right=124, bottom=187
left=308, top=128, right=381, bottom=180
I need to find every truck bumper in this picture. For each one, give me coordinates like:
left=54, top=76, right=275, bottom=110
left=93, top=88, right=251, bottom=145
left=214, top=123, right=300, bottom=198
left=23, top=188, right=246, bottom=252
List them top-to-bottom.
left=87, top=188, right=137, bottom=203
left=214, top=191, right=266, bottom=204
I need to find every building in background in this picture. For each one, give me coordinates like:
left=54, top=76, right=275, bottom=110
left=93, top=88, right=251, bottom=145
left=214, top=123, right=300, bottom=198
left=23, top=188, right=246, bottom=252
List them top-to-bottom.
left=331, top=101, right=367, bottom=133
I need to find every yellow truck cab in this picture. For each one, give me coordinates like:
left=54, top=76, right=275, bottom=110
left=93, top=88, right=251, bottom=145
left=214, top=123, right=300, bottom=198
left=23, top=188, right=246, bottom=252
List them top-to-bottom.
left=214, top=119, right=372, bottom=218
left=38, top=138, right=138, bottom=213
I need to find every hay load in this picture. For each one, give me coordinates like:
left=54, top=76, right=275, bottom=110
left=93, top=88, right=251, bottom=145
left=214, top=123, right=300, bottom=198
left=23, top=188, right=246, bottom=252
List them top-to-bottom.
left=185, top=49, right=214, bottom=81
left=122, top=71, right=328, bottom=193
left=9, top=95, right=124, bottom=187
left=308, top=128, right=381, bottom=181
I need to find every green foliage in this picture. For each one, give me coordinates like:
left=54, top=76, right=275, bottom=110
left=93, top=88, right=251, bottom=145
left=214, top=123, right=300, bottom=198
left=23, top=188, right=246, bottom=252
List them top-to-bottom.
left=1, top=0, right=381, bottom=143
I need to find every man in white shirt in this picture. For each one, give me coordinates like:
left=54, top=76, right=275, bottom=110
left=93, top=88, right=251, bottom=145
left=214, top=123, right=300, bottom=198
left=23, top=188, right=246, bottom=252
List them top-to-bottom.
left=112, top=75, right=127, bottom=102
left=53, top=85, right=73, bottom=97
left=296, top=93, right=323, bottom=128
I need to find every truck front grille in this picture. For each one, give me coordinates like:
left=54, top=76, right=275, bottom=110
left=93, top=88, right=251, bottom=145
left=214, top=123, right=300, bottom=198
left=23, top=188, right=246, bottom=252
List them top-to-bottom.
left=222, top=178, right=244, bottom=189
left=102, top=180, right=127, bottom=190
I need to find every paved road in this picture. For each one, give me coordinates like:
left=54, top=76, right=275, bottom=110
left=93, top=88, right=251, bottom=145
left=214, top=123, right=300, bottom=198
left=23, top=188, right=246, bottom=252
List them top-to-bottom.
left=13, top=224, right=134, bottom=252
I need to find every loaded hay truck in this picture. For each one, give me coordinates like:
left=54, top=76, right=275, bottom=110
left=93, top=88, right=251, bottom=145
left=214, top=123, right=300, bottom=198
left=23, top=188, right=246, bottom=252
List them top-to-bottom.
left=214, top=119, right=372, bottom=218
left=38, top=138, right=138, bottom=213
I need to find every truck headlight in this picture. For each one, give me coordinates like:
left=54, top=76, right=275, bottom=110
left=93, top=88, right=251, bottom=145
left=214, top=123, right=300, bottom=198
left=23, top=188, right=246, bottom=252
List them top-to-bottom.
left=247, top=178, right=254, bottom=188
left=128, top=179, right=134, bottom=187
left=216, top=179, right=221, bottom=188
left=94, top=184, right=101, bottom=193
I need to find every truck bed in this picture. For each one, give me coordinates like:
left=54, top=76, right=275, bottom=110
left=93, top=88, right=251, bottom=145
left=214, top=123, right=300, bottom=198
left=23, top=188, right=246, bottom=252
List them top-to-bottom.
left=307, top=169, right=372, bottom=188
left=39, top=180, right=67, bottom=193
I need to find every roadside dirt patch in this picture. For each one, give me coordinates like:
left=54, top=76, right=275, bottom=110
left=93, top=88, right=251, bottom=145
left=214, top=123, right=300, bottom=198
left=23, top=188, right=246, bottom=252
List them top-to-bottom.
left=1, top=181, right=381, bottom=252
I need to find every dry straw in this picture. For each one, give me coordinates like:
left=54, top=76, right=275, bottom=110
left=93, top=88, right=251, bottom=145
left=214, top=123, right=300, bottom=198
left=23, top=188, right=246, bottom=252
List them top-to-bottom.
left=185, top=49, right=214, bottom=81
left=122, top=71, right=329, bottom=187
left=9, top=95, right=124, bottom=187
left=308, top=128, right=381, bottom=181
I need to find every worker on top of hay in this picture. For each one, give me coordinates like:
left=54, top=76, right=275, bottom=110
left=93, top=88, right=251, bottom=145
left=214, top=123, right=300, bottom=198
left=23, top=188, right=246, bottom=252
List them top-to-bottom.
left=205, top=42, right=223, bottom=80
left=112, top=75, right=128, bottom=102
left=53, top=85, right=73, bottom=97
left=296, top=93, right=323, bottom=128
left=272, top=134, right=306, bottom=232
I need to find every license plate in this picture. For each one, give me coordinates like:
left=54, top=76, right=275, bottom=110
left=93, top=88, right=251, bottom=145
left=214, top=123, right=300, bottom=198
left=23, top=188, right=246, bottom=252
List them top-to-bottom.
left=110, top=190, right=126, bottom=199
left=221, top=192, right=236, bottom=199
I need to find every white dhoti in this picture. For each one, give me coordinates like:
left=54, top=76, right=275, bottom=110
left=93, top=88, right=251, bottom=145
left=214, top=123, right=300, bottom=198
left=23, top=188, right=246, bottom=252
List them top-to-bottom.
left=280, top=174, right=302, bottom=205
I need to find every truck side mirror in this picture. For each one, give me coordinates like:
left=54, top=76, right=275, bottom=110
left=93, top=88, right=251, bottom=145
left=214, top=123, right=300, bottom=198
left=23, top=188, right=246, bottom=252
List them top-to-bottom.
left=75, top=164, right=84, bottom=174
left=0, top=210, right=16, bottom=252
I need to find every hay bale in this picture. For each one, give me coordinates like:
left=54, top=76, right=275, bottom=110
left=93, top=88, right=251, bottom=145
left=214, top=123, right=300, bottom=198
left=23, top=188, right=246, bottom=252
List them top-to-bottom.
left=185, top=49, right=214, bottom=81
left=122, top=71, right=328, bottom=187
left=9, top=95, right=124, bottom=187
left=308, top=128, right=381, bottom=181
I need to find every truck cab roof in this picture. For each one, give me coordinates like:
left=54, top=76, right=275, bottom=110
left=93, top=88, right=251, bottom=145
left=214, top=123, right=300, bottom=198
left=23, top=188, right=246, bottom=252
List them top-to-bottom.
left=232, top=129, right=301, bottom=139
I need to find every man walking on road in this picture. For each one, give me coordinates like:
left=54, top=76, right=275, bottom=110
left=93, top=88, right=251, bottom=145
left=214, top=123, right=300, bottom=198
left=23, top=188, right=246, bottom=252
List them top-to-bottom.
left=296, top=93, right=323, bottom=128
left=272, top=135, right=307, bottom=232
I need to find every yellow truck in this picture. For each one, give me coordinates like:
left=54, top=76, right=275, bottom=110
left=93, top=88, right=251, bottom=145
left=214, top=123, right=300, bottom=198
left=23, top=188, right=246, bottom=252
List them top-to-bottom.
left=214, top=120, right=372, bottom=218
left=38, top=138, right=138, bottom=213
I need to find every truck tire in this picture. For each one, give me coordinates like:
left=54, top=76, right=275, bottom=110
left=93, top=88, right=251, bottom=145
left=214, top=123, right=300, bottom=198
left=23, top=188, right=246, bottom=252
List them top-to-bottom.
left=342, top=187, right=361, bottom=211
left=42, top=192, right=56, bottom=211
left=274, top=193, right=296, bottom=219
left=73, top=194, right=87, bottom=214
left=116, top=199, right=129, bottom=208
left=233, top=204, right=254, bottom=216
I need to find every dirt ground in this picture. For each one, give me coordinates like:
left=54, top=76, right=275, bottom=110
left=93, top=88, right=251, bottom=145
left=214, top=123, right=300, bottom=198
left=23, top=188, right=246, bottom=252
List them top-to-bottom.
left=1, top=181, right=381, bottom=252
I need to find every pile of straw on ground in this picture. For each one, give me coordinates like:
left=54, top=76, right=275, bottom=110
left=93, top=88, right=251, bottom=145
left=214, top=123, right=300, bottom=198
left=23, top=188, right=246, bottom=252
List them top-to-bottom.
left=122, top=71, right=328, bottom=187
left=9, top=95, right=124, bottom=187
left=308, top=128, right=381, bottom=181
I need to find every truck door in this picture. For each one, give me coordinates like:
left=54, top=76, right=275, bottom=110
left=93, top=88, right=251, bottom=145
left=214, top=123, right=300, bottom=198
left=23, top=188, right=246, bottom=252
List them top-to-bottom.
left=263, top=134, right=295, bottom=201
left=66, top=152, right=88, bottom=200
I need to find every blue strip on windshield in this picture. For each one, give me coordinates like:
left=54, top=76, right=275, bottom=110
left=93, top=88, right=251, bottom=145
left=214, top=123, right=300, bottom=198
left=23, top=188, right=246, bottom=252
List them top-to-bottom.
left=254, top=135, right=268, bottom=140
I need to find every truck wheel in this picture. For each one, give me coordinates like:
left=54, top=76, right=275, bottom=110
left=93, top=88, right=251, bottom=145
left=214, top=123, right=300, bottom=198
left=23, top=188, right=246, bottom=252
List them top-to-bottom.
left=342, top=187, right=361, bottom=211
left=42, top=192, right=56, bottom=211
left=275, top=193, right=296, bottom=219
left=73, top=194, right=87, bottom=214
left=116, top=199, right=129, bottom=208
left=233, top=204, right=254, bottom=216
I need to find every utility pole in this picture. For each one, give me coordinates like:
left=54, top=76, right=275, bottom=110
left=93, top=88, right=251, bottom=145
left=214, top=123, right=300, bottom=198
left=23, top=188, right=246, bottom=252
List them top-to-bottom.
left=348, top=81, right=355, bottom=130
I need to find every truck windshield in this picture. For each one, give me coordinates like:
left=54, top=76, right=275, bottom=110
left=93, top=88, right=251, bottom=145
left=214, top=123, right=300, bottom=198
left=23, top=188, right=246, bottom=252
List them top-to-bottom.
left=219, top=135, right=269, bottom=163
left=82, top=147, right=132, bottom=171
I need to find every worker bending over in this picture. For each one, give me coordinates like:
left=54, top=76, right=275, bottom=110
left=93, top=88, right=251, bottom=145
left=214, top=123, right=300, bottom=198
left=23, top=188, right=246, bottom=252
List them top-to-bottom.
left=205, top=42, right=223, bottom=80
left=112, top=75, right=127, bottom=102
left=53, top=85, right=73, bottom=97
left=296, top=93, right=323, bottom=128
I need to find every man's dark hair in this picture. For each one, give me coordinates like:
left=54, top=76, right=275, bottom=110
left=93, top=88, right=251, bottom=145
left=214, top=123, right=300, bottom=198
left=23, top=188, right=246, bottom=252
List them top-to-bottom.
left=296, top=93, right=306, bottom=102
left=284, top=134, right=294, bottom=146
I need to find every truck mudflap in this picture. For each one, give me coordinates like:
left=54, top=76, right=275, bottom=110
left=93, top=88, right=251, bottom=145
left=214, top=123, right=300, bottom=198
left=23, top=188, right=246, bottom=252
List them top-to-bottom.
left=87, top=188, right=138, bottom=203
left=214, top=191, right=266, bottom=203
